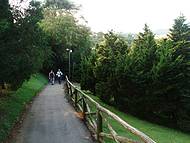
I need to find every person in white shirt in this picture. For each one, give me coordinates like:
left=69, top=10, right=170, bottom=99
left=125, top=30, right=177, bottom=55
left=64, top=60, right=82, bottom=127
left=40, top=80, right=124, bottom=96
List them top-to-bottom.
left=56, top=69, right=63, bottom=84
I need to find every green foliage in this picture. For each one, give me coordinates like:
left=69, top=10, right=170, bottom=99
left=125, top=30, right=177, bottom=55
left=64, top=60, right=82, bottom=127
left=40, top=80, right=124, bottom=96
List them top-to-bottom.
left=0, top=0, right=92, bottom=88
left=0, top=0, right=12, bottom=21
left=45, top=0, right=77, bottom=10
left=0, top=1, right=51, bottom=88
left=40, top=9, right=92, bottom=80
left=168, top=14, right=190, bottom=42
left=168, top=14, right=190, bottom=131
left=0, top=19, right=11, bottom=33
left=81, top=22, right=190, bottom=132
left=94, top=31, right=129, bottom=104
left=91, top=32, right=104, bottom=46
left=80, top=52, right=96, bottom=94
left=0, top=73, right=47, bottom=142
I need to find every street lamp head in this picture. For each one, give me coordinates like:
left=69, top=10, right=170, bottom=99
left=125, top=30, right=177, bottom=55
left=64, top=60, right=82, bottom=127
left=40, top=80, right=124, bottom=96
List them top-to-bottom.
left=66, top=48, right=72, bottom=53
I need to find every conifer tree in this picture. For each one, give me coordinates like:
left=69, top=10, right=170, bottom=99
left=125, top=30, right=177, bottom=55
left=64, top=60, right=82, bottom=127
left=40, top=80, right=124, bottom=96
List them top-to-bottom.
left=169, top=14, right=190, bottom=42
left=169, top=15, right=190, bottom=131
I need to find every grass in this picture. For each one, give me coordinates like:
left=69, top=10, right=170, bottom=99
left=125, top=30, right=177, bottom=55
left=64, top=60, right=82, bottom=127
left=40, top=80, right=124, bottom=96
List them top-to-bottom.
left=0, top=73, right=47, bottom=143
left=83, top=91, right=190, bottom=143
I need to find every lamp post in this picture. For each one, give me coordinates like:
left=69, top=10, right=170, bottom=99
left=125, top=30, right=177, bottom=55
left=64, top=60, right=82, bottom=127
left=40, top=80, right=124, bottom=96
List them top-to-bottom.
left=66, top=48, right=72, bottom=79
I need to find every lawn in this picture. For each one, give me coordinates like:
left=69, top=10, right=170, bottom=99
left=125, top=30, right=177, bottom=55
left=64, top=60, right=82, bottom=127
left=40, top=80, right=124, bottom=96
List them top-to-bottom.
left=0, top=73, right=47, bottom=143
left=83, top=91, right=190, bottom=143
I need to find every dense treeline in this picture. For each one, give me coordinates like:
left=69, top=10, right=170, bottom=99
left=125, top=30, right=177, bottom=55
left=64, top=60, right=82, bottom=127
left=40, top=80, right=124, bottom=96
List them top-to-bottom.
left=0, top=0, right=92, bottom=90
left=0, top=0, right=50, bottom=88
left=81, top=16, right=190, bottom=132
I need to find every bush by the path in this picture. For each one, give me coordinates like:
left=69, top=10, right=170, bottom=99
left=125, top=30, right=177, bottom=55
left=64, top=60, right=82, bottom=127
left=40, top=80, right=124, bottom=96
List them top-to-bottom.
left=0, top=73, right=47, bottom=143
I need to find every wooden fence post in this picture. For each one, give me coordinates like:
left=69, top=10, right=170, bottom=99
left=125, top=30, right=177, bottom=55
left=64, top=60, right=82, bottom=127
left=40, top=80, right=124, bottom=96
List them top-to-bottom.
left=69, top=85, right=73, bottom=99
left=74, top=89, right=78, bottom=108
left=82, top=98, right=87, bottom=120
left=97, top=109, right=103, bottom=143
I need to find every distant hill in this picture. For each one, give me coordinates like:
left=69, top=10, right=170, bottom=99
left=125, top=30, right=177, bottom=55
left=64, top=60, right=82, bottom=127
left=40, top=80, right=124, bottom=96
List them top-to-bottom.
left=119, top=29, right=169, bottom=40
left=154, top=29, right=169, bottom=38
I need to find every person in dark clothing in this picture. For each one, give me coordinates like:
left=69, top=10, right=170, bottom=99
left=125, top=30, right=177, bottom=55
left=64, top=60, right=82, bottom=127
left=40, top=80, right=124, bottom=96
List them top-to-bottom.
left=49, top=70, right=55, bottom=85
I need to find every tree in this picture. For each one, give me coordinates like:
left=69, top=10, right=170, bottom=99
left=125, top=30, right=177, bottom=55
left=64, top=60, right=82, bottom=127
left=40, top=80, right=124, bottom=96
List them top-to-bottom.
left=0, top=0, right=13, bottom=88
left=0, top=0, right=12, bottom=20
left=45, top=0, right=77, bottom=10
left=0, top=1, right=51, bottom=88
left=40, top=8, right=92, bottom=81
left=169, top=14, right=190, bottom=42
left=169, top=14, right=190, bottom=131
left=114, top=25, right=158, bottom=113
left=94, top=31, right=129, bottom=104
left=80, top=52, right=96, bottom=94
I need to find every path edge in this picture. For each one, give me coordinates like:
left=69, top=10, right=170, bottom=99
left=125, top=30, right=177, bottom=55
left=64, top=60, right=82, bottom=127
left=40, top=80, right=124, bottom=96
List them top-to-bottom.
left=3, top=85, right=47, bottom=143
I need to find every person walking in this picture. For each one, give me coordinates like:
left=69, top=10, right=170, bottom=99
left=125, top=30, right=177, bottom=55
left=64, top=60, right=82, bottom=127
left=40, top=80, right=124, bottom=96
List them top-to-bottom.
left=56, top=69, right=63, bottom=84
left=49, top=70, right=55, bottom=85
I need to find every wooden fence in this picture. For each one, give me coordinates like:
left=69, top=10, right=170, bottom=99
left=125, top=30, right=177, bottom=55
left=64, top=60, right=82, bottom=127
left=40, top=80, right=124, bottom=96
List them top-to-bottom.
left=65, top=76, right=156, bottom=143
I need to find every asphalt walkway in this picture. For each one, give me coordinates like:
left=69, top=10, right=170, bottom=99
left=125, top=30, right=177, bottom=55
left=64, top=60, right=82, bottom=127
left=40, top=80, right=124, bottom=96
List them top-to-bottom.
left=14, top=83, right=94, bottom=143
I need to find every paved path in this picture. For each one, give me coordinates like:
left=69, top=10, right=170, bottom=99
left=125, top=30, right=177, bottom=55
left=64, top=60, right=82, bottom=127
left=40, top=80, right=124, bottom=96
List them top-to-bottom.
left=14, top=84, right=94, bottom=143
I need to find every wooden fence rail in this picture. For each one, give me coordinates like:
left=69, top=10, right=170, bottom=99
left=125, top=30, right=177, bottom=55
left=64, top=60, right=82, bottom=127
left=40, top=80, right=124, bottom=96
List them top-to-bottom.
left=65, top=76, right=156, bottom=143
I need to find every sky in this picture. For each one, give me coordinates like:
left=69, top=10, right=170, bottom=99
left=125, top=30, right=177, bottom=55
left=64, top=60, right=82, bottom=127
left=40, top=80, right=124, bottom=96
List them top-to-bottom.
left=9, top=0, right=190, bottom=34
left=71, top=0, right=190, bottom=34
